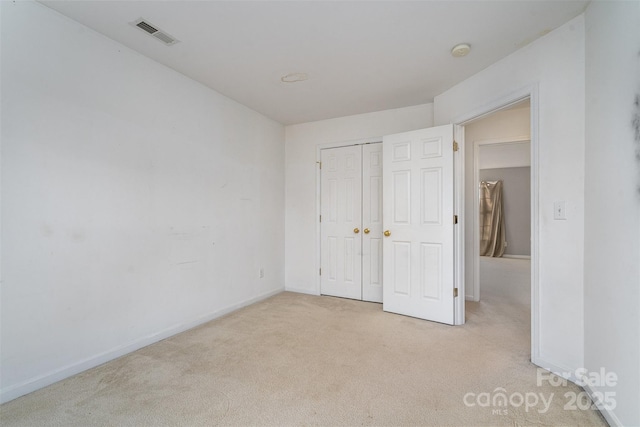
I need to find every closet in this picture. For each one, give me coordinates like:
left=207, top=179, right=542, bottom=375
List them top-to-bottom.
left=318, top=123, right=455, bottom=323
left=320, top=143, right=383, bottom=302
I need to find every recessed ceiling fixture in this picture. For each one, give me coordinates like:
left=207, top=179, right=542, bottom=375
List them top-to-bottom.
left=130, top=18, right=179, bottom=46
left=451, top=43, right=471, bottom=57
left=281, top=73, right=309, bottom=83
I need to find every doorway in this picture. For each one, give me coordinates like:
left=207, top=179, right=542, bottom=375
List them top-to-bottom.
left=461, top=97, right=533, bottom=347
left=474, top=137, right=531, bottom=301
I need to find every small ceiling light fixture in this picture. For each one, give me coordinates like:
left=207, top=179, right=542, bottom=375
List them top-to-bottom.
left=451, top=43, right=471, bottom=57
left=281, top=72, right=309, bottom=83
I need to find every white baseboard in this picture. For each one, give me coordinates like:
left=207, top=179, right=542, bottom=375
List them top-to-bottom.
left=502, top=254, right=532, bottom=259
left=285, top=286, right=320, bottom=296
left=0, top=287, right=283, bottom=404
left=532, top=356, right=580, bottom=383
left=532, top=357, right=620, bottom=426
left=582, top=381, right=621, bottom=427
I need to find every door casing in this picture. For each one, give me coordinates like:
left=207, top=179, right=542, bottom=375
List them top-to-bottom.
left=451, top=84, right=539, bottom=359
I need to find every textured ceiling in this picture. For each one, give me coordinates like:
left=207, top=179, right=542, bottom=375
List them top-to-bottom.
left=41, top=1, right=588, bottom=125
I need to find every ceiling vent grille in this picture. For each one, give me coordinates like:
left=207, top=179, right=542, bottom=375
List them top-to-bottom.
left=131, top=18, right=179, bottom=46
left=136, top=21, right=158, bottom=34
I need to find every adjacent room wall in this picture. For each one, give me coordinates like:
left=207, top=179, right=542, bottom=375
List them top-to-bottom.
left=1, top=1, right=285, bottom=403
left=584, top=2, right=640, bottom=426
left=434, top=16, right=585, bottom=374
left=284, top=105, right=433, bottom=294
left=476, top=135, right=531, bottom=169
left=479, top=167, right=531, bottom=256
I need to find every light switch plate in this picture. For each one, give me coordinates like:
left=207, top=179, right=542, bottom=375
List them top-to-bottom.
left=554, top=201, right=566, bottom=220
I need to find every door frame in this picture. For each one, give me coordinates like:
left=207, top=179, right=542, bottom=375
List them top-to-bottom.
left=451, top=84, right=540, bottom=363
left=471, top=137, right=530, bottom=302
left=315, top=138, right=382, bottom=296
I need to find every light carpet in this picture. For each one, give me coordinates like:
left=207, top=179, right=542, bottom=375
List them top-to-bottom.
left=1, top=284, right=606, bottom=426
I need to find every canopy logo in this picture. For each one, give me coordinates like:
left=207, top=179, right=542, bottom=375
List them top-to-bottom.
left=463, top=367, right=617, bottom=415
left=463, top=388, right=554, bottom=414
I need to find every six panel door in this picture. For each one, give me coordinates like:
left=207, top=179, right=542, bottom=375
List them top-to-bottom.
left=382, top=125, right=455, bottom=324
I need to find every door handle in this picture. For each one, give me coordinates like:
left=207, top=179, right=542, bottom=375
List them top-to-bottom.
left=354, top=228, right=360, bottom=234
left=363, top=228, right=370, bottom=234
left=384, top=230, right=391, bottom=237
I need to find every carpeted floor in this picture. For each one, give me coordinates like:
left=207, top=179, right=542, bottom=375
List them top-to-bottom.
left=1, top=269, right=606, bottom=426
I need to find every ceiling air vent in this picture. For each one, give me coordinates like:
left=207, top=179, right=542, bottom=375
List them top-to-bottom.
left=131, top=18, right=179, bottom=46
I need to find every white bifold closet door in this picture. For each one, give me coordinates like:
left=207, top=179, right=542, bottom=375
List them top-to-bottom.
left=320, top=143, right=383, bottom=303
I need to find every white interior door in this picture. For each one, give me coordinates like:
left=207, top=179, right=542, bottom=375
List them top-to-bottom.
left=382, top=125, right=455, bottom=324
left=362, top=143, right=383, bottom=303
left=320, top=145, right=363, bottom=300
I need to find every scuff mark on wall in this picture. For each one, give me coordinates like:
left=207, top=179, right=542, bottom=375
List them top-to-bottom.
left=633, top=47, right=640, bottom=197
left=634, top=92, right=640, bottom=196
left=633, top=93, right=640, bottom=146
left=41, top=223, right=54, bottom=237
left=69, top=229, right=86, bottom=242
left=176, top=260, right=199, bottom=266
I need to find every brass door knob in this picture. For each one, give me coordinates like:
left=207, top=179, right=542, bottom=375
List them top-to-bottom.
left=354, top=228, right=360, bottom=234
left=363, top=228, right=370, bottom=234
left=384, top=230, right=391, bottom=237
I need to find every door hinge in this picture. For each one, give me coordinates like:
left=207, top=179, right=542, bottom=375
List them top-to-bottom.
left=453, top=141, right=459, bottom=152
left=317, top=161, right=322, bottom=169
left=319, top=215, right=322, bottom=223
left=454, top=215, right=458, bottom=224
left=319, top=268, right=321, bottom=276
left=454, top=288, right=459, bottom=298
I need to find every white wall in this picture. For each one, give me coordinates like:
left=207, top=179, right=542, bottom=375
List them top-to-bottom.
left=0, top=1, right=285, bottom=403
left=584, top=2, right=640, bottom=426
left=434, top=16, right=585, bottom=373
left=284, top=104, right=432, bottom=294
left=464, top=106, right=530, bottom=300
left=478, top=142, right=531, bottom=169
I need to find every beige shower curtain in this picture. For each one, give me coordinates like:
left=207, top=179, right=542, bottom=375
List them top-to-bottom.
left=479, top=180, right=506, bottom=257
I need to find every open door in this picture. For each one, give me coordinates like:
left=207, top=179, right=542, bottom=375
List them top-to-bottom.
left=382, top=124, right=455, bottom=324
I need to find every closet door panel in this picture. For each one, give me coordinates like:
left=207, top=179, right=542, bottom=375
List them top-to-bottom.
left=362, top=143, right=383, bottom=303
left=320, top=145, right=362, bottom=300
